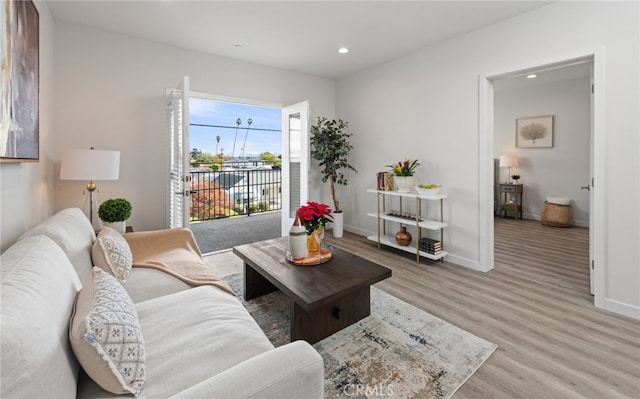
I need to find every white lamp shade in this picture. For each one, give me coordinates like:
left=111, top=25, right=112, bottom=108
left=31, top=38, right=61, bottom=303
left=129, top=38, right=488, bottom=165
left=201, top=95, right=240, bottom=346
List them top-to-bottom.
left=60, top=149, right=120, bottom=181
left=499, top=155, right=518, bottom=168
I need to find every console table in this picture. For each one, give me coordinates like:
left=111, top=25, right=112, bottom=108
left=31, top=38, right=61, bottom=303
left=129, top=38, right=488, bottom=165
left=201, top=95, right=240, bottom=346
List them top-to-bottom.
left=499, top=184, right=523, bottom=219
left=366, top=189, right=448, bottom=262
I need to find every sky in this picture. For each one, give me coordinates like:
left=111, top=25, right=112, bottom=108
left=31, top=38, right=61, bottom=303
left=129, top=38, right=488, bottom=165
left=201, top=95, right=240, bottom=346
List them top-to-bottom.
left=189, top=98, right=282, bottom=158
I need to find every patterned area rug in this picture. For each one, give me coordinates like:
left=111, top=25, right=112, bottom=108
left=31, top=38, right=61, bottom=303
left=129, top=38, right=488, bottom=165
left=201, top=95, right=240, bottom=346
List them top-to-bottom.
left=224, top=273, right=497, bottom=399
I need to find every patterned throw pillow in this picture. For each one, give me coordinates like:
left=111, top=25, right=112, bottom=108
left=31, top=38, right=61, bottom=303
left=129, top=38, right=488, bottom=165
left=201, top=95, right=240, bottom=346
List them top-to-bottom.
left=91, top=226, right=133, bottom=284
left=70, top=267, right=145, bottom=395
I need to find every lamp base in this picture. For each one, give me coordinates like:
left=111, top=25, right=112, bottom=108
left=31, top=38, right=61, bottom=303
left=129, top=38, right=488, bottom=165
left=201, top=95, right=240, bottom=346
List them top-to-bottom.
left=85, top=188, right=103, bottom=231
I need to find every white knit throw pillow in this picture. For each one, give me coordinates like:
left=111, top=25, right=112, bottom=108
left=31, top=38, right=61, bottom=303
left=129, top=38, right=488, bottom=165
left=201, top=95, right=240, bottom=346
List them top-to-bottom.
left=91, top=226, right=133, bottom=284
left=70, top=267, right=145, bottom=395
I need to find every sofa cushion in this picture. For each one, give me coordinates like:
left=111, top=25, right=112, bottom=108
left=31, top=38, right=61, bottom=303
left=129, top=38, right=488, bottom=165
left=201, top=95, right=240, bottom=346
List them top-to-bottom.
left=18, top=207, right=96, bottom=283
left=92, top=227, right=133, bottom=283
left=122, top=228, right=233, bottom=302
left=1, top=235, right=82, bottom=399
left=70, top=267, right=146, bottom=396
left=125, top=267, right=193, bottom=303
left=77, top=285, right=274, bottom=398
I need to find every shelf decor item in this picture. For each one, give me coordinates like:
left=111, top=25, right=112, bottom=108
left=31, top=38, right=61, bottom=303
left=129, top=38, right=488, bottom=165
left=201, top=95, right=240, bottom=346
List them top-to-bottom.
left=310, top=117, right=357, bottom=238
left=386, top=159, right=419, bottom=193
left=384, top=172, right=395, bottom=191
left=393, top=176, right=414, bottom=193
left=415, top=184, right=441, bottom=196
left=98, top=198, right=132, bottom=234
left=395, top=226, right=412, bottom=246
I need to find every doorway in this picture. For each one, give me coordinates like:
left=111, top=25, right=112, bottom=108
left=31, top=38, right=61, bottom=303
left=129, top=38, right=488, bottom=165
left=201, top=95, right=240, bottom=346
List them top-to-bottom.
left=479, top=50, right=606, bottom=309
left=173, top=92, right=310, bottom=253
left=186, top=94, right=283, bottom=253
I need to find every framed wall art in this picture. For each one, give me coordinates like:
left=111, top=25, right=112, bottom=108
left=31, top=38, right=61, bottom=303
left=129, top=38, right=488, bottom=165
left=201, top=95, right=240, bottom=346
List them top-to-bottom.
left=1, top=0, right=40, bottom=162
left=516, top=115, right=553, bottom=148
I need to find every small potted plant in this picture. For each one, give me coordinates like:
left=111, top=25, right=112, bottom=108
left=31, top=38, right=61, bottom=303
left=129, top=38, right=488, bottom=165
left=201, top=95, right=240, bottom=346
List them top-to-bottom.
left=310, top=117, right=357, bottom=238
left=386, top=159, right=420, bottom=193
left=98, top=198, right=132, bottom=233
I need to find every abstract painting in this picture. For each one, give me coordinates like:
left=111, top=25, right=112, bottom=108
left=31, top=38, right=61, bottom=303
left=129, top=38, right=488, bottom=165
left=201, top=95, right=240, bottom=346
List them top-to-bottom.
left=1, top=0, right=39, bottom=162
left=516, top=115, right=553, bottom=148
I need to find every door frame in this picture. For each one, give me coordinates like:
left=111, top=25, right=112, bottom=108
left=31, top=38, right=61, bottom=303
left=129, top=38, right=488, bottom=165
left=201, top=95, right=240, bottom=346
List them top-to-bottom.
left=478, top=47, right=606, bottom=308
left=166, top=76, right=191, bottom=229
left=177, top=91, right=310, bottom=238
left=280, top=101, right=310, bottom=236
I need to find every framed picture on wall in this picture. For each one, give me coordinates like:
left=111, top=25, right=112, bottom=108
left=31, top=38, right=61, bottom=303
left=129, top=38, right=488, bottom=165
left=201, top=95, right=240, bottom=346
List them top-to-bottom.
left=0, top=0, right=40, bottom=162
left=516, top=115, right=553, bottom=148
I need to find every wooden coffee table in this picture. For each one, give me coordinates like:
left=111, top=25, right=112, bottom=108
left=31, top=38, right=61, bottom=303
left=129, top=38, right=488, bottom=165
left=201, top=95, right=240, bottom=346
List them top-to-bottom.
left=233, top=237, right=392, bottom=344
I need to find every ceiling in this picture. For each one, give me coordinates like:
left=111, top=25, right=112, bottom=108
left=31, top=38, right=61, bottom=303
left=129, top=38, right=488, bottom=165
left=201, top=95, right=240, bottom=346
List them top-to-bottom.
left=47, top=1, right=552, bottom=80
left=494, top=60, right=593, bottom=92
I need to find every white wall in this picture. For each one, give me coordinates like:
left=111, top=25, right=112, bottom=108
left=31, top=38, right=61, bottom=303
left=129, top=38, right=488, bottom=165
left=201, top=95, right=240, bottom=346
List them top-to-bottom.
left=0, top=1, right=55, bottom=252
left=3, top=1, right=637, bottom=318
left=337, top=2, right=639, bottom=318
left=53, top=23, right=335, bottom=232
left=494, top=77, right=591, bottom=226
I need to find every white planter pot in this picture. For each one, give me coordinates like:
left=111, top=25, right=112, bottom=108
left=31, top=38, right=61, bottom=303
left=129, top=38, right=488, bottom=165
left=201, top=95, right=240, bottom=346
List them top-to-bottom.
left=393, top=176, right=414, bottom=193
left=332, top=211, right=344, bottom=238
left=103, top=221, right=126, bottom=234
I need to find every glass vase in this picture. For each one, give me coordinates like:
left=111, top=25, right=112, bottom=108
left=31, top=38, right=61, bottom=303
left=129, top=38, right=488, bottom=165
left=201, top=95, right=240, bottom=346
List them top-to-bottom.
left=307, top=227, right=324, bottom=254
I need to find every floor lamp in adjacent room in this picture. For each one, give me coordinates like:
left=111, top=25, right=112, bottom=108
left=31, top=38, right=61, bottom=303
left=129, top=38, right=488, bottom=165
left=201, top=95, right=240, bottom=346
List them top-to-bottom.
left=60, top=148, right=120, bottom=231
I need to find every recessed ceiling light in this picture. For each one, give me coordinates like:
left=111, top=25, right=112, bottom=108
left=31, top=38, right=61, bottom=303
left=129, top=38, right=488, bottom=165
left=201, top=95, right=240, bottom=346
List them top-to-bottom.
left=338, top=47, right=349, bottom=54
left=527, top=74, right=537, bottom=79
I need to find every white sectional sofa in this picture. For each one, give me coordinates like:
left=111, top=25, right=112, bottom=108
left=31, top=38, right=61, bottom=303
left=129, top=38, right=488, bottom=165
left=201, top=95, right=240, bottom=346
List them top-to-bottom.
left=1, top=208, right=324, bottom=398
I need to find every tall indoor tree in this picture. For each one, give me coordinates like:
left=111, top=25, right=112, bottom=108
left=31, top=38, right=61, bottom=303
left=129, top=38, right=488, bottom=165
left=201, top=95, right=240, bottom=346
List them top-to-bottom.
left=310, top=117, right=357, bottom=238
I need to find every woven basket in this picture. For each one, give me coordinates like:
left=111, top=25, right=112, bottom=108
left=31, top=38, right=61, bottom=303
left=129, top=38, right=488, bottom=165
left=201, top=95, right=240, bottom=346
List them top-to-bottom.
left=541, top=201, right=572, bottom=227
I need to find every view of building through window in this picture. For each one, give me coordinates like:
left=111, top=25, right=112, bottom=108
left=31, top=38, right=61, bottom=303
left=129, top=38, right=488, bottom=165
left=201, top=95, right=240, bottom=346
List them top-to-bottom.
left=188, top=98, right=283, bottom=222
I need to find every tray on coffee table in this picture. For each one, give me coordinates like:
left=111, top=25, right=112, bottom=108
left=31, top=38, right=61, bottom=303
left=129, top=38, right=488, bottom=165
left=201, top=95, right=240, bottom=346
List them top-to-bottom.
left=285, top=247, right=332, bottom=266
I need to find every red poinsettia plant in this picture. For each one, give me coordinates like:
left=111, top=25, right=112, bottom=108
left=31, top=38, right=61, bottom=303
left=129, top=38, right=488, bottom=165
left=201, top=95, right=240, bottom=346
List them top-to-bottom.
left=298, top=201, right=333, bottom=235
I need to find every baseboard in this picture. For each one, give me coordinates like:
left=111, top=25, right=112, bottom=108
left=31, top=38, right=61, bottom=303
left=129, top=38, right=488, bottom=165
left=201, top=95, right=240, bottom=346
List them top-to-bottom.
left=345, top=225, right=370, bottom=238
left=347, top=226, right=483, bottom=272
left=443, top=254, right=483, bottom=271
left=604, top=298, right=640, bottom=320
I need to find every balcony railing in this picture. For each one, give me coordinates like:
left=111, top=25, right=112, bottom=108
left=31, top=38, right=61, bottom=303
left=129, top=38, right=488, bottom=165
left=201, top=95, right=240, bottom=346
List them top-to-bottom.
left=190, top=169, right=282, bottom=221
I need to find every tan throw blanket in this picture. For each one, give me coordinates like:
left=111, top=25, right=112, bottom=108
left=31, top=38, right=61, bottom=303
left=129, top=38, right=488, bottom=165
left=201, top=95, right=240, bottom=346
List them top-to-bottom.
left=123, top=228, right=234, bottom=295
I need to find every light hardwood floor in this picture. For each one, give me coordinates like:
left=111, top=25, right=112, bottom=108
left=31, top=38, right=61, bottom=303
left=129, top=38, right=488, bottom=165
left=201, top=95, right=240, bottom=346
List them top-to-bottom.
left=208, top=218, right=639, bottom=398
left=328, top=218, right=639, bottom=398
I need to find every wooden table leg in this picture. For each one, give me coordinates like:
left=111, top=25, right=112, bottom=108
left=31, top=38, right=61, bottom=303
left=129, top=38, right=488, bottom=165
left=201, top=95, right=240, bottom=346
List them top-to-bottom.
left=244, top=262, right=278, bottom=301
left=290, top=286, right=371, bottom=344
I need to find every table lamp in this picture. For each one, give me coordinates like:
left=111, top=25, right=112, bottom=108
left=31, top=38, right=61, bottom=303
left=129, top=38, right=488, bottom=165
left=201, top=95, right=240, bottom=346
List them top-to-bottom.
left=60, top=147, right=120, bottom=230
left=499, top=155, right=518, bottom=184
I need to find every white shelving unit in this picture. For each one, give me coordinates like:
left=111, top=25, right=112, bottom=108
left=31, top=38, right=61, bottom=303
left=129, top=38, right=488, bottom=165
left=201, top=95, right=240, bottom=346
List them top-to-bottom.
left=366, top=189, right=448, bottom=262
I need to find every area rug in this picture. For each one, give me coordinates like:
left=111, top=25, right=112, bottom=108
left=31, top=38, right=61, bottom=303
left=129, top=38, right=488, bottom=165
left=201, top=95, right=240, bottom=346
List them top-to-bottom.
left=224, top=273, right=497, bottom=399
